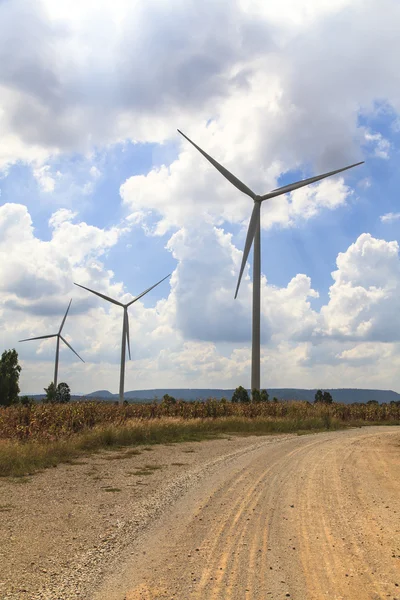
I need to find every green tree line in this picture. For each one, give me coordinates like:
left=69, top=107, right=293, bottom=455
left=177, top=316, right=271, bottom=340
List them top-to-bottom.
left=0, top=349, right=70, bottom=406
left=0, top=349, right=339, bottom=406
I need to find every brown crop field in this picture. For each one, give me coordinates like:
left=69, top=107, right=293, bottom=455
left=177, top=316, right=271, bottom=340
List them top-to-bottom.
left=1, top=399, right=399, bottom=477
left=2, top=399, right=400, bottom=442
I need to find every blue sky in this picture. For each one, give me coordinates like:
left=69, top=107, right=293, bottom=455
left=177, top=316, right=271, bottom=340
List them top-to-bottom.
left=2, top=0, right=400, bottom=394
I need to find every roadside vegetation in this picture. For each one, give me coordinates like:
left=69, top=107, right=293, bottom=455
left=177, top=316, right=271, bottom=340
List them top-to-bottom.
left=1, top=349, right=399, bottom=477
left=1, top=396, right=399, bottom=477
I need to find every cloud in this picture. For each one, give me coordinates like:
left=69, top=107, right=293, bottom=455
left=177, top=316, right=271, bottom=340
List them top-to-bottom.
left=0, top=0, right=277, bottom=167
left=1, top=0, right=400, bottom=177
left=3, top=0, right=400, bottom=394
left=363, top=130, right=391, bottom=159
left=120, top=143, right=355, bottom=236
left=33, top=164, right=56, bottom=192
left=89, top=166, right=101, bottom=179
left=358, top=177, right=372, bottom=190
left=0, top=202, right=321, bottom=392
left=2, top=202, right=400, bottom=393
left=0, top=203, right=125, bottom=307
left=48, top=208, right=77, bottom=228
left=380, top=212, right=400, bottom=223
left=164, top=221, right=320, bottom=346
left=320, top=233, right=400, bottom=342
left=336, top=343, right=391, bottom=366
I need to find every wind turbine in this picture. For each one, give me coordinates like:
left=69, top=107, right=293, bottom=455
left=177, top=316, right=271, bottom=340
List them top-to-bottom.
left=178, top=129, right=364, bottom=393
left=74, top=274, right=170, bottom=404
left=19, top=299, right=84, bottom=389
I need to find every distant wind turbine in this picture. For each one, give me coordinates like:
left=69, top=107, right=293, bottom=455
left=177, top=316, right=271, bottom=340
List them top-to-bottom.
left=178, top=129, right=364, bottom=393
left=74, top=274, right=170, bottom=404
left=19, top=299, right=84, bottom=389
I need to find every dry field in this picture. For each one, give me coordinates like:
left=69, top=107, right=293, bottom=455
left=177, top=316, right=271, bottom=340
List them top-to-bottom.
left=1, top=399, right=399, bottom=478
left=0, top=425, right=399, bottom=599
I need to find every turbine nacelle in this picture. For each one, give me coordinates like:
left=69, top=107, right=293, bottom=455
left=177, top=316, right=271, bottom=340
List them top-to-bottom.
left=178, top=128, right=364, bottom=392
left=178, top=129, right=364, bottom=298
left=74, top=273, right=170, bottom=362
left=74, top=274, right=171, bottom=404
left=19, top=299, right=84, bottom=388
left=19, top=299, right=84, bottom=363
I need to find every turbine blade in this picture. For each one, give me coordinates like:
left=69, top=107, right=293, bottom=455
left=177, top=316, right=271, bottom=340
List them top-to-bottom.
left=178, top=129, right=256, bottom=200
left=260, top=161, right=364, bottom=201
left=235, top=202, right=261, bottom=299
left=126, top=273, right=171, bottom=306
left=74, top=283, right=124, bottom=307
left=59, top=298, right=72, bottom=334
left=125, top=311, right=131, bottom=360
left=19, top=334, right=57, bottom=342
left=60, top=335, right=85, bottom=363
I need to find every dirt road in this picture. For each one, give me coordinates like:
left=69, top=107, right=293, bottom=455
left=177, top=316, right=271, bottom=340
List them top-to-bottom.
left=2, top=427, right=399, bottom=599
left=94, top=427, right=400, bottom=600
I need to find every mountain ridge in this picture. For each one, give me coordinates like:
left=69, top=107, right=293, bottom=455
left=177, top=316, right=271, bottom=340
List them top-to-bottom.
left=22, top=388, right=400, bottom=404
left=83, top=388, right=400, bottom=404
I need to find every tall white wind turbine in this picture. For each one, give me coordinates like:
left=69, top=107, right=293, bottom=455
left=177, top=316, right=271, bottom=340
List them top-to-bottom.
left=178, top=129, right=364, bottom=393
left=74, top=275, right=170, bottom=404
left=19, top=299, right=84, bottom=388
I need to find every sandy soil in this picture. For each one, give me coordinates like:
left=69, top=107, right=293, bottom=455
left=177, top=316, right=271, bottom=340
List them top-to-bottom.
left=1, top=427, right=399, bottom=600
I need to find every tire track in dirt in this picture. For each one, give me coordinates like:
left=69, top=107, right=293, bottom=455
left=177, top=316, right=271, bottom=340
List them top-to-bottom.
left=94, top=427, right=400, bottom=600
left=294, top=432, right=398, bottom=600
left=199, top=443, right=312, bottom=598
left=221, top=443, right=321, bottom=599
left=296, top=444, right=346, bottom=599
left=192, top=466, right=252, bottom=596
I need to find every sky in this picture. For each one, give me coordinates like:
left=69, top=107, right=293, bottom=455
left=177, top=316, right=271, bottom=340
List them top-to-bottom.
left=2, top=0, right=400, bottom=394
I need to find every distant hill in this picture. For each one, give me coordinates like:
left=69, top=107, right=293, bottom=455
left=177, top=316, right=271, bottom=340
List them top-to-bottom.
left=84, top=388, right=400, bottom=405
left=86, top=390, right=114, bottom=399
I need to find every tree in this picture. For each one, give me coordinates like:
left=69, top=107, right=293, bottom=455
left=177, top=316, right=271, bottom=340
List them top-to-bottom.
left=0, top=349, right=21, bottom=406
left=43, top=382, right=57, bottom=403
left=56, top=382, right=71, bottom=403
left=232, top=386, right=250, bottom=403
left=252, top=389, right=269, bottom=402
left=314, top=390, right=324, bottom=403
left=315, top=390, right=333, bottom=404
left=162, top=393, right=176, bottom=405
left=20, top=395, right=34, bottom=406
left=272, top=397, right=279, bottom=403
left=367, top=399, right=379, bottom=405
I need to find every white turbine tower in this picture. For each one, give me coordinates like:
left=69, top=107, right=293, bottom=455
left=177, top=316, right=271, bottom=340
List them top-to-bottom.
left=178, top=129, right=364, bottom=393
left=74, top=274, right=170, bottom=404
left=19, top=299, right=84, bottom=389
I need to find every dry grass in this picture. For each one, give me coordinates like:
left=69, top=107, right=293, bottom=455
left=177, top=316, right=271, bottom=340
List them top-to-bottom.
left=1, top=397, right=399, bottom=479
left=2, top=399, right=399, bottom=443
left=0, top=414, right=352, bottom=477
left=101, top=448, right=142, bottom=461
left=133, top=469, right=156, bottom=476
